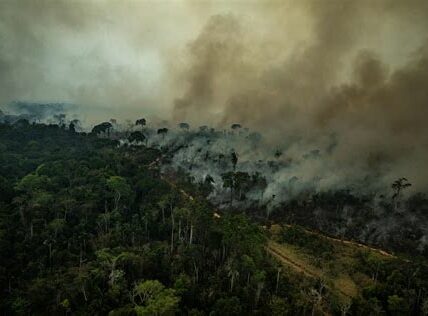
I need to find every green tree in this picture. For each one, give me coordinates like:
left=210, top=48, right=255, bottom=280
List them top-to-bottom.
left=136, top=118, right=146, bottom=130
left=92, top=122, right=113, bottom=137
left=178, top=122, right=190, bottom=131
left=157, top=128, right=168, bottom=140
left=128, top=131, right=146, bottom=144
left=107, top=176, right=132, bottom=211
left=132, top=280, right=180, bottom=316
left=388, top=295, right=409, bottom=315
left=211, top=296, right=242, bottom=315
left=269, top=296, right=290, bottom=316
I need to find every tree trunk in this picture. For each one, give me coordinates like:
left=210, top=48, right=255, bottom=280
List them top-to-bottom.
left=114, top=192, right=121, bottom=211
left=19, top=207, right=26, bottom=227
left=170, top=211, right=175, bottom=254
left=178, top=219, right=181, bottom=243
left=189, top=224, right=194, bottom=245
left=222, top=244, right=226, bottom=262
left=79, top=248, right=83, bottom=269
left=193, top=260, right=199, bottom=283
left=276, top=268, right=280, bottom=294
left=255, top=282, right=264, bottom=307
left=81, top=285, right=88, bottom=302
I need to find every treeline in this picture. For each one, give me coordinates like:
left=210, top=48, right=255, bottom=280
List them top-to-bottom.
left=1, top=122, right=428, bottom=315
left=0, top=123, right=319, bottom=315
left=270, top=189, right=428, bottom=257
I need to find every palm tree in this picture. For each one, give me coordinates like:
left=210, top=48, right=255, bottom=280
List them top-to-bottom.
left=391, top=177, right=411, bottom=211
left=392, top=177, right=411, bottom=200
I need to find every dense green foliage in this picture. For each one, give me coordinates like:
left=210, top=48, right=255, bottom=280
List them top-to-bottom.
left=1, top=122, right=428, bottom=315
left=0, top=123, right=311, bottom=315
left=278, top=225, right=428, bottom=315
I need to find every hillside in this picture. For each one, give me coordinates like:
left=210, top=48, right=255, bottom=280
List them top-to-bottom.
left=0, top=122, right=428, bottom=315
left=266, top=224, right=421, bottom=311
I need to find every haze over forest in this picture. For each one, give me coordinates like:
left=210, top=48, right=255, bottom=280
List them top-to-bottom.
left=2, top=0, right=428, bottom=194
left=2, top=1, right=428, bottom=315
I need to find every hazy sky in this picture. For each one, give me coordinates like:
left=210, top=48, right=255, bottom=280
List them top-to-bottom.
left=1, top=0, right=428, bottom=189
left=1, top=1, right=426, bottom=119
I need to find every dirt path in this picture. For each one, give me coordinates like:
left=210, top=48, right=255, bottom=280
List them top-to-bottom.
left=147, top=154, right=403, bottom=299
left=148, top=155, right=398, bottom=261
left=148, top=155, right=200, bottom=205
left=283, top=224, right=396, bottom=259
left=266, top=241, right=320, bottom=278
left=267, top=241, right=355, bottom=299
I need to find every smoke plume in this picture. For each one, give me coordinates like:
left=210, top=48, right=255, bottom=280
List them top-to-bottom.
left=1, top=0, right=428, bottom=190
left=172, top=0, right=428, bottom=191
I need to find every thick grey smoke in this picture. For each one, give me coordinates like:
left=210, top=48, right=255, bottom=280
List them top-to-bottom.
left=0, top=0, right=192, bottom=123
left=1, top=0, right=428, bottom=191
left=2, top=0, right=428, bottom=253
left=172, top=0, right=428, bottom=191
